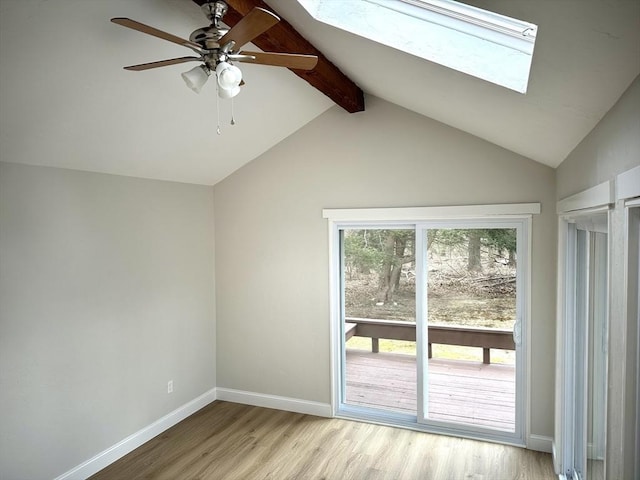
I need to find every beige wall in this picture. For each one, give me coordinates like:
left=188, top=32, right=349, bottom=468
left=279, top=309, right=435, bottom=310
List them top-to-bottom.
left=556, top=75, right=640, bottom=480
left=557, top=76, right=640, bottom=199
left=214, top=96, right=557, bottom=440
left=0, top=163, right=216, bottom=480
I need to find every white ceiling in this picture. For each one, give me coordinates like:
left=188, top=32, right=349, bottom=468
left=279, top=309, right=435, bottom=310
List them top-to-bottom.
left=0, top=0, right=333, bottom=185
left=1, top=0, right=638, bottom=185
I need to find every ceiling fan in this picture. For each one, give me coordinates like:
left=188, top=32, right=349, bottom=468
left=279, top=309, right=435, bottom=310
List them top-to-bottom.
left=111, top=1, right=318, bottom=98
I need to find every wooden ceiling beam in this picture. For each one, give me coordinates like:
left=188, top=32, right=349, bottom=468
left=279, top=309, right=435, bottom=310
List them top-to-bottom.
left=192, top=0, right=365, bottom=113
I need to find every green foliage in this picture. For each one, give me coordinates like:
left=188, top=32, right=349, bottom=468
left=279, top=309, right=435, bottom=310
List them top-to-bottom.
left=344, top=228, right=517, bottom=277
left=429, top=228, right=516, bottom=256
left=482, top=228, right=516, bottom=254
left=343, top=229, right=415, bottom=279
left=428, top=229, right=465, bottom=247
left=344, top=230, right=384, bottom=274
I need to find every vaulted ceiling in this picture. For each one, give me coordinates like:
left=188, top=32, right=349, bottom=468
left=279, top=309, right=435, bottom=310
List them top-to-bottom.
left=0, top=0, right=638, bottom=185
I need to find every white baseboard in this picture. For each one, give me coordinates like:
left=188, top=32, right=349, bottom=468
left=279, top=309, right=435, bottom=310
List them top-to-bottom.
left=53, top=387, right=548, bottom=480
left=216, top=387, right=332, bottom=417
left=54, top=388, right=217, bottom=480
left=527, top=433, right=553, bottom=453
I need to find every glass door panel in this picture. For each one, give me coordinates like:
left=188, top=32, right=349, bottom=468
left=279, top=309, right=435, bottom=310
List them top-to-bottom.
left=559, top=216, right=609, bottom=480
left=417, top=223, right=524, bottom=441
left=341, top=228, right=417, bottom=415
left=586, top=230, right=607, bottom=480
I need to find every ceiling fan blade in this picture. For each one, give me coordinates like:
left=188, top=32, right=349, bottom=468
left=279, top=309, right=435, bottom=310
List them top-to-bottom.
left=218, top=8, right=279, bottom=50
left=111, top=18, right=203, bottom=52
left=238, top=51, right=318, bottom=70
left=123, top=56, right=202, bottom=71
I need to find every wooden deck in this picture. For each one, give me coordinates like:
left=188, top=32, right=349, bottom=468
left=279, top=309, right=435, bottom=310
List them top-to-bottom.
left=345, top=350, right=515, bottom=431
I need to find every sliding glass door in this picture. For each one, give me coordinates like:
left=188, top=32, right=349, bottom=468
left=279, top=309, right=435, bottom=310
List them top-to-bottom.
left=558, top=214, right=609, bottom=480
left=337, top=218, right=529, bottom=445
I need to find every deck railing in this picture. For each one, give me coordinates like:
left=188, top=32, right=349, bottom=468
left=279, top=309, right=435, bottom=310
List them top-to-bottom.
left=345, top=317, right=514, bottom=364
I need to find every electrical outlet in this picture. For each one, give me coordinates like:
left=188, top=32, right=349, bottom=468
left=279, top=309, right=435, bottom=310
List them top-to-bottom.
left=167, top=380, right=173, bottom=394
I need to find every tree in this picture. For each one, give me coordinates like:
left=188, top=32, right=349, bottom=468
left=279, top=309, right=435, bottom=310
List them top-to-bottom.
left=344, top=227, right=516, bottom=305
left=427, top=228, right=517, bottom=272
left=483, top=228, right=517, bottom=266
left=343, top=230, right=383, bottom=278
left=375, top=230, right=414, bottom=304
left=467, top=230, right=483, bottom=272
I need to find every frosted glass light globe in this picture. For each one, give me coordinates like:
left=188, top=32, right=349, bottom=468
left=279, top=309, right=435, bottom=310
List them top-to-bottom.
left=215, top=62, right=242, bottom=89
left=181, top=65, right=209, bottom=94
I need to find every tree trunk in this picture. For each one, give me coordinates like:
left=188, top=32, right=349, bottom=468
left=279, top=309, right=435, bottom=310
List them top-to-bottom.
left=426, top=229, right=438, bottom=253
left=467, top=230, right=482, bottom=272
left=376, top=233, right=409, bottom=303
left=376, top=234, right=396, bottom=304
left=392, top=237, right=407, bottom=290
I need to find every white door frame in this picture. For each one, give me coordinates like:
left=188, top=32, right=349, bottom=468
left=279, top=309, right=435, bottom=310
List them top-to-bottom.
left=617, top=165, right=640, bottom=479
left=555, top=180, right=613, bottom=478
left=627, top=202, right=640, bottom=479
left=323, top=203, right=539, bottom=446
left=556, top=213, right=610, bottom=479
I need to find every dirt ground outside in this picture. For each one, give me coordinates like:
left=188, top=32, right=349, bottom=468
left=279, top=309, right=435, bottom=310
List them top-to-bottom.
left=345, top=269, right=517, bottom=329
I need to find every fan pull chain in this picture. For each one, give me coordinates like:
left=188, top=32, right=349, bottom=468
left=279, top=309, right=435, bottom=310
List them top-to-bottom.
left=216, top=82, right=221, bottom=135
left=230, top=97, right=236, bottom=126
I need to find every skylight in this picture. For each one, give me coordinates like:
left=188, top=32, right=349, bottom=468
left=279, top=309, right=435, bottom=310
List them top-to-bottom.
left=297, top=0, right=538, bottom=93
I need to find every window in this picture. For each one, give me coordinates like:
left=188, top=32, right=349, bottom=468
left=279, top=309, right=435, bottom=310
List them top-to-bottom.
left=297, top=0, right=538, bottom=92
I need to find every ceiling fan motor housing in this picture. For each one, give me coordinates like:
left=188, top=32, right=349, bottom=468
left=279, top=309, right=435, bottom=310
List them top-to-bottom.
left=191, top=1, right=230, bottom=49
left=189, top=25, right=229, bottom=48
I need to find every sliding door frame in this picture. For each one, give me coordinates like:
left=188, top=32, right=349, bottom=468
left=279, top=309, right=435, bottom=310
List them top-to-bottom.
left=617, top=165, right=640, bottom=479
left=555, top=180, right=614, bottom=479
left=627, top=202, right=640, bottom=479
left=324, top=203, right=539, bottom=446
left=556, top=213, right=610, bottom=480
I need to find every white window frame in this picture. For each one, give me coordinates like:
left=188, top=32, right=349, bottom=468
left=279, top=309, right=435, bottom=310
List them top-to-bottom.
left=387, top=0, right=536, bottom=49
left=555, top=181, right=613, bottom=478
left=324, top=203, right=539, bottom=446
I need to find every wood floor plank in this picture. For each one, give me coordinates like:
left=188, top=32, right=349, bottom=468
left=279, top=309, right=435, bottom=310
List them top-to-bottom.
left=89, top=401, right=555, bottom=480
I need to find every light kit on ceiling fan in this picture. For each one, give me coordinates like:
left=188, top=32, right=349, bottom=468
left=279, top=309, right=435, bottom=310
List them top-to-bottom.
left=111, top=0, right=319, bottom=102
left=215, top=61, right=242, bottom=98
left=181, top=65, right=210, bottom=94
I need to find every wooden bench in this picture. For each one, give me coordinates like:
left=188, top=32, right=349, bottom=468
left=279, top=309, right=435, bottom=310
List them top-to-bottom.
left=344, top=317, right=514, bottom=364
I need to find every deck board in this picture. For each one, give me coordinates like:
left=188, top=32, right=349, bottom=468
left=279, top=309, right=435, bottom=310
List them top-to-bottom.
left=345, top=350, right=515, bottom=431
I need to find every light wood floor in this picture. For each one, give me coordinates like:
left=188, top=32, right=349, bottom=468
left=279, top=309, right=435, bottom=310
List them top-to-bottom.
left=346, top=350, right=515, bottom=430
left=90, top=401, right=556, bottom=480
